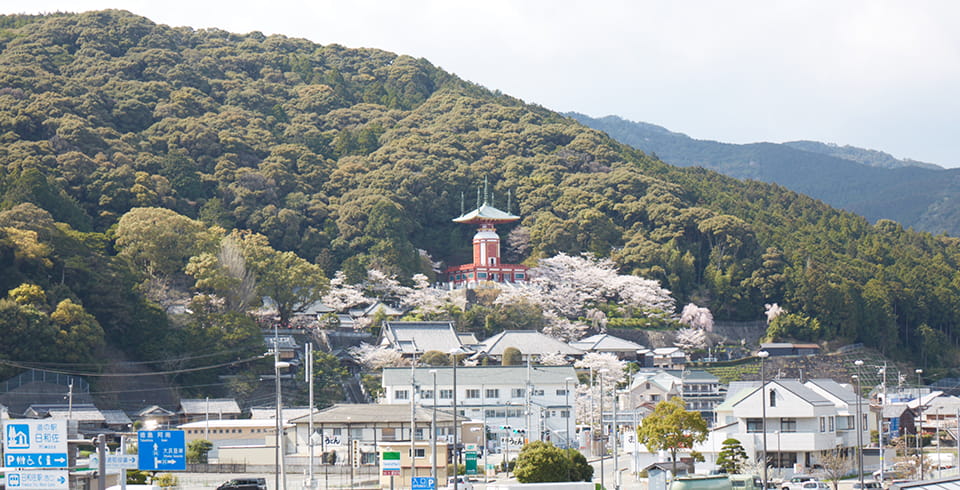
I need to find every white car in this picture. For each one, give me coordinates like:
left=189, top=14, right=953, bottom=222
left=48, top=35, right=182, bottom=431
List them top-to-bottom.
left=445, top=476, right=474, bottom=490
left=782, top=476, right=818, bottom=490
left=800, top=482, right=829, bottom=490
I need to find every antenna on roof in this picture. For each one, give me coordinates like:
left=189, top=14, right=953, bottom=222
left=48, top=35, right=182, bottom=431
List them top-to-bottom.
left=483, top=176, right=489, bottom=205
left=476, top=186, right=481, bottom=210
left=507, top=190, right=512, bottom=214
left=460, top=192, right=465, bottom=216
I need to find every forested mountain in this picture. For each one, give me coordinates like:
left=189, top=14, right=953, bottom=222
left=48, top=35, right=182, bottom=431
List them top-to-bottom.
left=1, top=10, right=960, bottom=386
left=568, top=113, right=960, bottom=236
left=783, top=140, right=942, bottom=170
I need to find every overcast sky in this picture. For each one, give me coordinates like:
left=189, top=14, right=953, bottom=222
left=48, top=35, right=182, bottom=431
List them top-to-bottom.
left=9, top=1, right=960, bottom=167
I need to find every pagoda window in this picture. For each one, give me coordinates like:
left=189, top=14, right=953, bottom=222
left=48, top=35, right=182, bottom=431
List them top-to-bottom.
left=489, top=257, right=497, bottom=265
left=478, top=272, right=488, bottom=279
left=468, top=273, right=474, bottom=278
left=515, top=273, right=525, bottom=279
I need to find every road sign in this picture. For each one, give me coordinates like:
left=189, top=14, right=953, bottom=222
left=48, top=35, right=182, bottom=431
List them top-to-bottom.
left=3, top=421, right=68, bottom=468
left=137, top=430, right=186, bottom=471
left=382, top=451, right=401, bottom=476
left=465, top=451, right=477, bottom=475
left=90, top=454, right=139, bottom=469
left=6, top=470, right=69, bottom=489
left=412, top=476, right=436, bottom=490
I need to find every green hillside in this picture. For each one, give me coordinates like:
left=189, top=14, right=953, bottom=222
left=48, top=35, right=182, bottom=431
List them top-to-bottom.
left=0, top=10, right=959, bottom=386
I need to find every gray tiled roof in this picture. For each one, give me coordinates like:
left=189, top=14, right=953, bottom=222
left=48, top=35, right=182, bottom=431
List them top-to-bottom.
left=381, top=322, right=463, bottom=354
left=477, top=330, right=583, bottom=356
left=570, top=334, right=645, bottom=352
left=383, top=365, right=577, bottom=387
left=806, top=379, right=862, bottom=404
left=179, top=398, right=241, bottom=415
left=290, top=404, right=456, bottom=424
left=101, top=409, right=133, bottom=426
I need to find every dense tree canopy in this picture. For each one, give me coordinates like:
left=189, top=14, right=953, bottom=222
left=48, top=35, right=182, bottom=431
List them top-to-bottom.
left=0, top=9, right=959, bottom=382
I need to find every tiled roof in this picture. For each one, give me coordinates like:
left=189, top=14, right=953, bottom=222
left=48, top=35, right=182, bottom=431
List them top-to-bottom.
left=452, top=203, right=520, bottom=224
left=381, top=321, right=463, bottom=354
left=477, top=330, right=583, bottom=356
left=570, top=334, right=645, bottom=352
left=806, top=379, right=862, bottom=404
left=179, top=398, right=241, bottom=415
left=290, top=404, right=456, bottom=424
left=101, top=409, right=132, bottom=425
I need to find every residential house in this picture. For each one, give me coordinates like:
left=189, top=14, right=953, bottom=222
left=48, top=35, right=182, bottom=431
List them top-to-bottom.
left=379, top=321, right=464, bottom=359
left=472, top=330, right=584, bottom=363
left=570, top=333, right=645, bottom=360
left=637, top=347, right=687, bottom=369
left=381, top=365, right=579, bottom=450
left=623, top=369, right=724, bottom=425
left=695, top=379, right=869, bottom=475
left=179, top=398, right=242, bottom=424
left=25, top=403, right=104, bottom=433
left=137, top=405, right=176, bottom=429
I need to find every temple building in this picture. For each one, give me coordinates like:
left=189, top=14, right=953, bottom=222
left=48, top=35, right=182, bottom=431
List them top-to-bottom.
left=445, top=199, right=529, bottom=288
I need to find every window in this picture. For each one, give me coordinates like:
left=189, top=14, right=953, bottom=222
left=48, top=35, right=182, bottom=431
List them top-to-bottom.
left=489, top=257, right=497, bottom=265
left=478, top=272, right=488, bottom=279
left=515, top=273, right=525, bottom=279
left=512, top=388, right=525, bottom=398
left=395, top=389, right=409, bottom=400
left=440, top=389, right=453, bottom=399
left=466, top=389, right=480, bottom=399
left=486, top=389, right=499, bottom=399
left=533, top=389, right=544, bottom=396
left=556, top=389, right=568, bottom=396
left=769, top=389, right=777, bottom=407
left=421, top=390, right=434, bottom=399
left=485, top=409, right=497, bottom=418
left=561, top=410, right=570, bottom=418
left=829, top=416, right=835, bottom=431
left=820, top=417, right=826, bottom=432
left=746, top=418, right=763, bottom=433
left=780, top=418, right=797, bottom=432
left=333, top=428, right=342, bottom=436
left=350, top=428, right=363, bottom=439
left=381, top=428, right=396, bottom=440
left=410, top=448, right=426, bottom=458
left=361, top=452, right=377, bottom=465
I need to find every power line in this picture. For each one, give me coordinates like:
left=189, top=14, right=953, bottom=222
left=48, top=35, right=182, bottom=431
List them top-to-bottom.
left=0, top=354, right=268, bottom=377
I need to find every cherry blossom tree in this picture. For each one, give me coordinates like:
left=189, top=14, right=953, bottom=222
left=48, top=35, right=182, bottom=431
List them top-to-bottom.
left=321, top=270, right=370, bottom=312
left=400, top=273, right=448, bottom=317
left=680, top=303, right=714, bottom=332
left=765, top=303, right=785, bottom=323
left=541, top=312, right=589, bottom=342
left=675, top=327, right=707, bottom=350
left=349, top=342, right=408, bottom=370
left=537, top=351, right=570, bottom=366
left=574, top=353, right=627, bottom=426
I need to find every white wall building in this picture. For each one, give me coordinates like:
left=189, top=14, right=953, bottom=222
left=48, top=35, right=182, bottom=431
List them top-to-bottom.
left=382, top=365, right=578, bottom=450
left=696, top=379, right=870, bottom=476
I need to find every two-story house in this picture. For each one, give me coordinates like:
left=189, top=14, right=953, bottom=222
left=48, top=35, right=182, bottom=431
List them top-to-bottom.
left=381, top=365, right=578, bottom=450
left=624, top=369, right=724, bottom=425
left=697, top=379, right=868, bottom=476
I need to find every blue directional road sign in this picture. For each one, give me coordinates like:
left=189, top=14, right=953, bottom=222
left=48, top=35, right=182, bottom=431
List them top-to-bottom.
left=3, top=420, right=68, bottom=468
left=137, top=430, right=186, bottom=471
left=6, top=470, right=69, bottom=489
left=412, top=476, right=436, bottom=490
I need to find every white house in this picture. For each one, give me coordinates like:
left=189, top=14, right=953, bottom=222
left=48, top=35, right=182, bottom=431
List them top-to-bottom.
left=381, top=365, right=578, bottom=450
left=696, top=379, right=868, bottom=476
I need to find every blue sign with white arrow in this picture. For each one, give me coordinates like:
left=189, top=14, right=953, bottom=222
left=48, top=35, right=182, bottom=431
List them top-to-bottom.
left=3, top=421, right=68, bottom=468
left=137, top=430, right=186, bottom=471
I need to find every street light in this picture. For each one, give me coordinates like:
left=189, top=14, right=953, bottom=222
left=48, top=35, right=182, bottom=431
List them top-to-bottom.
left=449, top=346, right=473, bottom=490
left=758, top=350, right=770, bottom=490
left=275, top=359, right=291, bottom=490
left=854, top=360, right=864, bottom=490
left=599, top=368, right=610, bottom=490
left=916, top=368, right=924, bottom=479
left=430, top=369, right=438, bottom=480
left=565, top=377, right=574, bottom=450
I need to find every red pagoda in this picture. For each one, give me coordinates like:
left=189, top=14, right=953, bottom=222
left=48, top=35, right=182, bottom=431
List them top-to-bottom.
left=445, top=199, right=529, bottom=288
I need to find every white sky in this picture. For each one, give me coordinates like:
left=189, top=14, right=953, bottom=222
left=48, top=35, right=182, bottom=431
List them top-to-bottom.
left=8, top=1, right=960, bottom=167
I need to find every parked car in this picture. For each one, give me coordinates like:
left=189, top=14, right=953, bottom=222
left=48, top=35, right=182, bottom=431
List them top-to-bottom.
left=782, top=475, right=818, bottom=490
left=445, top=476, right=474, bottom=490
left=216, top=478, right=267, bottom=490
left=800, top=482, right=829, bottom=490
left=852, top=482, right=882, bottom=490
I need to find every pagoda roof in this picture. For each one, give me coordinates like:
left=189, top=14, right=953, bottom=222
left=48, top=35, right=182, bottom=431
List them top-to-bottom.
left=453, top=203, right=520, bottom=224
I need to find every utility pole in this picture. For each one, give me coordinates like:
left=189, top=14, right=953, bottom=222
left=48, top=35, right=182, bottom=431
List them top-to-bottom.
left=307, top=342, right=315, bottom=489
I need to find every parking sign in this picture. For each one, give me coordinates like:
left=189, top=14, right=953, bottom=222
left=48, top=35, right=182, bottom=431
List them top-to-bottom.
left=3, top=421, right=68, bottom=468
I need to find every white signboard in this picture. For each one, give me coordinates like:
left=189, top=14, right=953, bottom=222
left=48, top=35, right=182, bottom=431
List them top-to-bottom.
left=3, top=420, right=68, bottom=468
left=90, top=454, right=139, bottom=469
left=6, top=470, right=69, bottom=490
